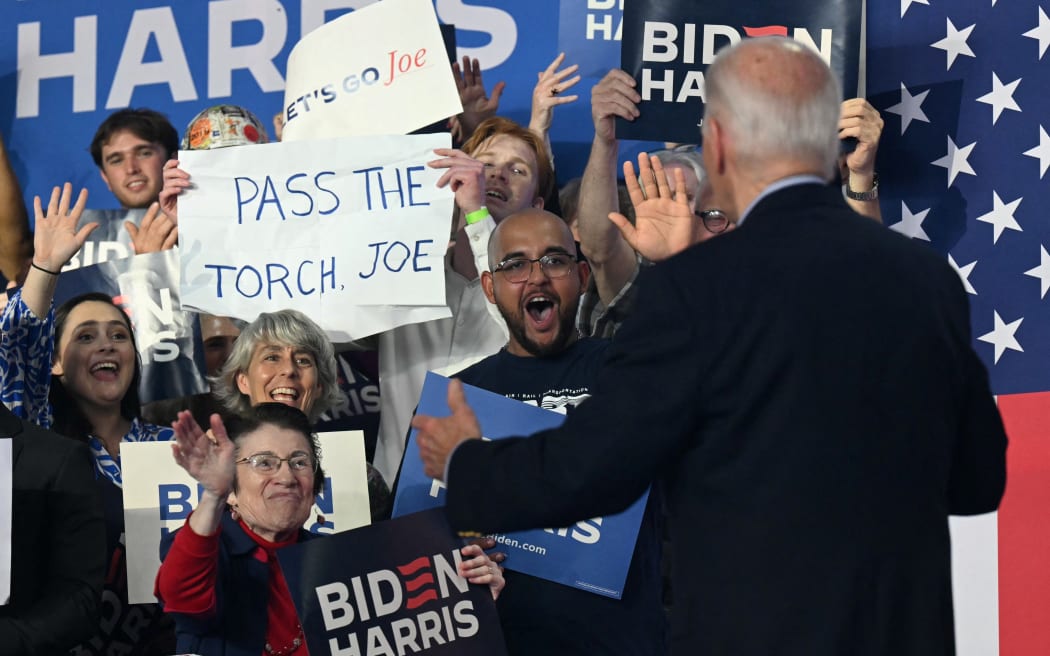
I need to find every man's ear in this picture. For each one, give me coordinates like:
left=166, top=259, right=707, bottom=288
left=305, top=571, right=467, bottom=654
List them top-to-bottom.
left=707, top=117, right=728, bottom=176
left=99, top=169, right=114, bottom=193
left=575, top=260, right=591, bottom=295
left=481, top=271, right=496, bottom=304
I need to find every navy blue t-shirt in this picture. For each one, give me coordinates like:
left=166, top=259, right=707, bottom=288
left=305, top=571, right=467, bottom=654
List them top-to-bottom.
left=454, top=338, right=667, bottom=656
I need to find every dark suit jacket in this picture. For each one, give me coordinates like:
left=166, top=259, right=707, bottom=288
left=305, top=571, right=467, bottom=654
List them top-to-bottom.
left=446, top=183, right=1008, bottom=656
left=0, top=405, right=106, bottom=656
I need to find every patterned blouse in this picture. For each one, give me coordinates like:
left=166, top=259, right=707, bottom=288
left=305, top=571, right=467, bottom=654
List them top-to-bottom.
left=0, top=290, right=172, bottom=487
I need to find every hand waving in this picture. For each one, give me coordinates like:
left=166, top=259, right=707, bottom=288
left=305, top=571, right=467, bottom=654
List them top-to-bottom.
left=32, top=183, right=96, bottom=272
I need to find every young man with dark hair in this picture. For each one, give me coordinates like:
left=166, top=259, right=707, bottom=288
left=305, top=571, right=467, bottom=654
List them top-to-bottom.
left=89, top=108, right=178, bottom=210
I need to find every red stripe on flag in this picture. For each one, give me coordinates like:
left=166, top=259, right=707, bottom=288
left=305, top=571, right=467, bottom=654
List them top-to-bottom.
left=741, top=25, right=789, bottom=38
left=996, top=392, right=1050, bottom=656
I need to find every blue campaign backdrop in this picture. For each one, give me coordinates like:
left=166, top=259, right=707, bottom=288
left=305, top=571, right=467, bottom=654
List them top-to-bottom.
left=0, top=0, right=661, bottom=219
left=393, top=372, right=650, bottom=599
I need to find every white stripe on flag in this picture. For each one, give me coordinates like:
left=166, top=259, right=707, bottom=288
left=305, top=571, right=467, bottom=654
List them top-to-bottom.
left=950, top=512, right=999, bottom=656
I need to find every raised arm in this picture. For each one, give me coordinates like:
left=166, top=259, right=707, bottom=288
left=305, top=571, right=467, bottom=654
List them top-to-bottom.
left=528, top=53, right=580, bottom=163
left=452, top=57, right=505, bottom=144
left=577, top=69, right=641, bottom=305
left=839, top=98, right=884, bottom=222
left=20, top=183, right=96, bottom=319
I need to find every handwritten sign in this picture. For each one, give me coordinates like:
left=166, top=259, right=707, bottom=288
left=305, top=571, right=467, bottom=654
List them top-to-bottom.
left=281, top=0, right=462, bottom=142
left=617, top=0, right=862, bottom=143
left=177, top=133, right=455, bottom=340
left=393, top=373, right=650, bottom=599
left=122, top=431, right=370, bottom=605
left=279, top=507, right=507, bottom=656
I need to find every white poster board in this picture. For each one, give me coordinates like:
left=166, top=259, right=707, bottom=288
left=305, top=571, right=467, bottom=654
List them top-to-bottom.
left=280, top=0, right=462, bottom=142
left=177, top=133, right=455, bottom=340
left=122, top=431, right=370, bottom=605
left=0, top=439, right=11, bottom=605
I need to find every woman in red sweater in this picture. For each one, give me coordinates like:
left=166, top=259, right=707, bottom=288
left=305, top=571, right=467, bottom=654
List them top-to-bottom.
left=156, top=403, right=503, bottom=655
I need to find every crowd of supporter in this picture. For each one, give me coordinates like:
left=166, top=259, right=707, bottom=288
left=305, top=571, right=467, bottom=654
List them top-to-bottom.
left=0, top=41, right=885, bottom=655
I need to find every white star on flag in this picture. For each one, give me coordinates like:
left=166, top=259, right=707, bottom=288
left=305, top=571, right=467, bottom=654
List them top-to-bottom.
left=900, top=0, right=930, bottom=18
left=1023, top=6, right=1050, bottom=60
left=931, top=18, right=977, bottom=70
left=976, top=73, right=1022, bottom=125
left=886, top=83, right=931, bottom=134
left=1022, top=125, right=1050, bottom=178
left=932, top=136, right=977, bottom=187
left=976, top=192, right=1023, bottom=244
left=888, top=201, right=931, bottom=241
left=1024, top=246, right=1050, bottom=299
left=948, top=254, right=978, bottom=295
left=977, top=311, right=1024, bottom=364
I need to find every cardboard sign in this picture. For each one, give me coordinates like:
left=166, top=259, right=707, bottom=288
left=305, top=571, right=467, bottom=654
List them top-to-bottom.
left=281, top=0, right=462, bottom=142
left=618, top=0, right=863, bottom=143
left=177, top=133, right=455, bottom=340
left=53, top=249, right=209, bottom=404
left=393, top=373, right=650, bottom=599
left=122, top=430, right=370, bottom=605
left=278, top=507, right=507, bottom=656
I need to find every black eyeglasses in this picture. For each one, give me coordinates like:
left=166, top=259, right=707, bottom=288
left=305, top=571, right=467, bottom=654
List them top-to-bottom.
left=696, top=209, right=731, bottom=234
left=493, top=253, right=577, bottom=283
left=236, top=452, right=316, bottom=474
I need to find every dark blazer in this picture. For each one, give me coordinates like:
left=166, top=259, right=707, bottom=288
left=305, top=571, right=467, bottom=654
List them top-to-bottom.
left=446, top=183, right=1008, bottom=656
left=0, top=404, right=105, bottom=656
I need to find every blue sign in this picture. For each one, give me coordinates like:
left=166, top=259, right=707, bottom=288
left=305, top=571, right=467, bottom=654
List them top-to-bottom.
left=617, top=0, right=863, bottom=143
left=393, top=372, right=649, bottom=599
left=278, top=507, right=507, bottom=655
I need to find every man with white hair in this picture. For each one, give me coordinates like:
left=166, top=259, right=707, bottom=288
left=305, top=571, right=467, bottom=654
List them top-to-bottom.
left=412, top=37, right=1007, bottom=655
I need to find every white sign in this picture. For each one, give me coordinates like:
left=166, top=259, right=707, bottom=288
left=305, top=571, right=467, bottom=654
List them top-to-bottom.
left=281, top=0, right=462, bottom=142
left=177, top=133, right=455, bottom=341
left=122, top=431, right=371, bottom=605
left=0, top=439, right=10, bottom=605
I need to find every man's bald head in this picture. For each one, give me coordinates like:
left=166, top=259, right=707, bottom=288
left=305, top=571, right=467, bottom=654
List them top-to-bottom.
left=704, top=37, right=841, bottom=180
left=487, top=208, right=576, bottom=272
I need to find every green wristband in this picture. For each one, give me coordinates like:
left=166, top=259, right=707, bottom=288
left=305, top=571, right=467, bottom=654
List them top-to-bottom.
left=464, top=206, right=490, bottom=225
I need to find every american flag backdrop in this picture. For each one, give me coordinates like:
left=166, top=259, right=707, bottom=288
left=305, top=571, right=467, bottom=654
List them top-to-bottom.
left=866, top=1, right=1050, bottom=654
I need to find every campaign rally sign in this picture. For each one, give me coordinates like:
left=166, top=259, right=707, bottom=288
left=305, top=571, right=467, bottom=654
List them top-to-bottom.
left=281, top=0, right=461, bottom=142
left=557, top=0, right=624, bottom=77
left=618, top=0, right=863, bottom=143
left=177, top=132, right=455, bottom=341
left=53, top=249, right=208, bottom=404
left=393, top=372, right=650, bottom=599
left=122, top=430, right=370, bottom=604
left=0, top=438, right=10, bottom=605
left=278, top=506, right=507, bottom=656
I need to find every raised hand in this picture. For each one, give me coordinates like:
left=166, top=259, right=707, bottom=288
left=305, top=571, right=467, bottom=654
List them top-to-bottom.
left=529, top=53, right=581, bottom=137
left=453, top=56, right=506, bottom=139
left=591, top=69, right=641, bottom=144
left=839, top=98, right=883, bottom=181
left=428, top=148, right=486, bottom=215
left=608, top=153, right=698, bottom=262
left=158, top=158, right=191, bottom=223
left=31, top=183, right=96, bottom=273
left=124, top=202, right=178, bottom=254
left=171, top=411, right=236, bottom=499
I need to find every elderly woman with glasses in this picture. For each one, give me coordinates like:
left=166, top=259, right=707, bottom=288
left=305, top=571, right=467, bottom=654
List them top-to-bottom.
left=156, top=403, right=504, bottom=656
